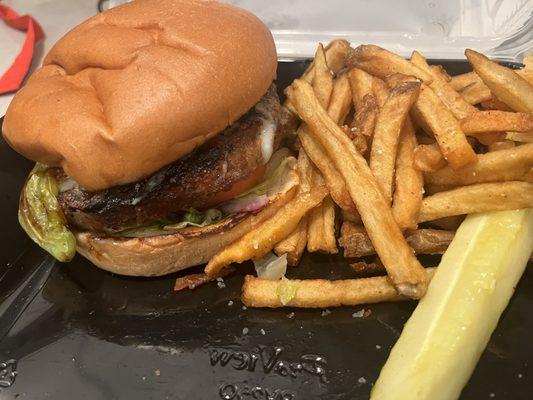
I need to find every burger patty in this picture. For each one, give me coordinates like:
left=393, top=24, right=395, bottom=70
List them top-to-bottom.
left=58, top=86, right=287, bottom=233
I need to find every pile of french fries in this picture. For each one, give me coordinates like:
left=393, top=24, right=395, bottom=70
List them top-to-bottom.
left=204, top=41, right=533, bottom=308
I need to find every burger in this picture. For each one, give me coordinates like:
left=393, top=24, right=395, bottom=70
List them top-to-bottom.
left=2, top=0, right=298, bottom=276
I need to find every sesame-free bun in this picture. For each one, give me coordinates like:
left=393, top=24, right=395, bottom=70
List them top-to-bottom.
left=2, top=0, right=277, bottom=191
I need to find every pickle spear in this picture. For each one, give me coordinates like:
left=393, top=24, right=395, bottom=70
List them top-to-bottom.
left=18, top=164, right=76, bottom=262
left=371, top=209, right=533, bottom=400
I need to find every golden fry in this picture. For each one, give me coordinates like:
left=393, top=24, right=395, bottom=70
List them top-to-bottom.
left=302, top=39, right=350, bottom=82
left=312, top=44, right=333, bottom=108
left=347, top=44, right=433, bottom=83
left=466, top=49, right=533, bottom=112
left=348, top=67, right=374, bottom=110
left=450, top=72, right=481, bottom=91
left=372, top=77, right=390, bottom=108
left=288, top=79, right=428, bottom=298
left=371, top=80, right=420, bottom=203
left=460, top=80, right=492, bottom=105
left=410, top=83, right=477, bottom=169
left=351, top=94, right=378, bottom=139
left=480, top=97, right=513, bottom=111
left=460, top=111, right=533, bottom=134
left=393, top=118, right=424, bottom=230
left=507, top=131, right=533, bottom=142
left=488, top=140, right=516, bottom=152
left=426, top=143, right=533, bottom=187
left=413, top=144, right=447, bottom=172
left=418, top=181, right=533, bottom=222
left=205, top=183, right=327, bottom=276
left=307, top=195, right=338, bottom=254
left=274, top=216, right=308, bottom=266
left=242, top=269, right=436, bottom=308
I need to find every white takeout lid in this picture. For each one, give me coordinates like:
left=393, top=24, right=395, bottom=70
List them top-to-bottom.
left=105, top=0, right=532, bottom=62
left=229, top=0, right=532, bottom=62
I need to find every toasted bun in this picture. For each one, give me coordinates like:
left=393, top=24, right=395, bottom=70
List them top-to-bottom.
left=2, top=0, right=276, bottom=191
left=75, top=166, right=298, bottom=276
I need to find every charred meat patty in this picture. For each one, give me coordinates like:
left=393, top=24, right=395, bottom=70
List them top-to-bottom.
left=57, top=86, right=287, bottom=233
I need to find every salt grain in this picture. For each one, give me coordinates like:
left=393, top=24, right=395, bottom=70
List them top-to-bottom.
left=227, top=300, right=234, bottom=306
left=242, top=305, right=247, bottom=311
left=321, top=309, right=331, bottom=317
left=352, top=309, right=365, bottom=318
left=287, top=312, right=295, bottom=319
left=242, top=327, right=249, bottom=335
left=260, top=329, right=266, bottom=335
left=155, top=369, right=161, bottom=376
left=518, top=373, right=523, bottom=379
left=358, top=377, right=366, bottom=384
left=489, top=393, right=495, bottom=398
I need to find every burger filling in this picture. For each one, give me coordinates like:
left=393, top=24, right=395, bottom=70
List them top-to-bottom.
left=19, top=85, right=291, bottom=257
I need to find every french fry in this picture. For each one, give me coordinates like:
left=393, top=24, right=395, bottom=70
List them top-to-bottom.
left=302, top=39, right=350, bottom=83
left=312, top=44, right=333, bottom=108
left=346, top=44, right=433, bottom=83
left=465, top=49, right=533, bottom=112
left=411, top=50, right=477, bottom=119
left=410, top=52, right=504, bottom=145
left=430, top=65, right=452, bottom=82
left=348, top=67, right=374, bottom=110
left=516, top=69, right=533, bottom=86
left=450, top=71, right=481, bottom=91
left=298, top=76, right=358, bottom=215
left=372, top=77, right=390, bottom=108
left=288, top=79, right=428, bottom=298
left=370, top=80, right=420, bottom=203
left=460, top=80, right=492, bottom=105
left=409, top=83, right=477, bottom=169
left=351, top=93, right=378, bottom=139
left=480, top=97, right=513, bottom=111
left=460, top=111, right=533, bottom=134
left=393, top=118, right=424, bottom=230
left=507, top=131, right=533, bottom=142
left=488, top=140, right=515, bottom=152
left=425, top=143, right=533, bottom=187
left=413, top=144, right=447, bottom=172
left=523, top=167, right=533, bottom=183
left=418, top=181, right=533, bottom=222
left=205, top=182, right=328, bottom=276
left=307, top=195, right=338, bottom=254
left=342, top=209, right=362, bottom=224
left=428, top=215, right=465, bottom=230
left=274, top=216, right=308, bottom=266
left=339, top=221, right=454, bottom=258
left=350, top=259, right=386, bottom=275
left=174, top=267, right=235, bottom=291
left=241, top=268, right=436, bottom=308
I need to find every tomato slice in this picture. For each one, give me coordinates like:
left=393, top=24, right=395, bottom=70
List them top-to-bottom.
left=203, top=164, right=267, bottom=208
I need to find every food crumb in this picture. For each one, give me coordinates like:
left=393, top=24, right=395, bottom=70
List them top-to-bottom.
left=216, top=277, right=226, bottom=289
left=227, top=300, right=233, bottom=306
left=242, top=305, right=247, bottom=311
left=321, top=309, right=331, bottom=317
left=352, top=309, right=365, bottom=318
left=363, top=309, right=372, bottom=317
left=287, top=312, right=295, bottom=319
left=242, top=327, right=249, bottom=335
left=260, top=329, right=266, bottom=335
left=375, top=345, right=381, bottom=350
left=155, top=369, right=161, bottom=376
left=142, top=376, right=146, bottom=381
left=358, top=377, right=366, bottom=384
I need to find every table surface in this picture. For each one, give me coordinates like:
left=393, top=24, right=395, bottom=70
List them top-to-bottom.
left=0, top=0, right=97, bottom=116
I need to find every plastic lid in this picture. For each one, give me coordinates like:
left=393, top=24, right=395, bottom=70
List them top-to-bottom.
left=104, top=0, right=532, bottom=61
left=230, top=0, right=532, bottom=62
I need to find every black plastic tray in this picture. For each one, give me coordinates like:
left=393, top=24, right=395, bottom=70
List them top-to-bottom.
left=0, top=60, right=531, bottom=400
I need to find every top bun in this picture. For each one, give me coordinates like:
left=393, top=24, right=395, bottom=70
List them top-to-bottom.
left=2, top=0, right=276, bottom=191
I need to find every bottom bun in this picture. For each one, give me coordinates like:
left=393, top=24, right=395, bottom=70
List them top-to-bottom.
left=75, top=166, right=299, bottom=276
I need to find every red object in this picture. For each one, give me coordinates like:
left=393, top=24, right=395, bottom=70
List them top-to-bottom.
left=0, top=3, right=44, bottom=94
